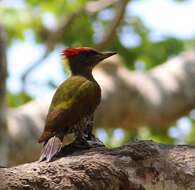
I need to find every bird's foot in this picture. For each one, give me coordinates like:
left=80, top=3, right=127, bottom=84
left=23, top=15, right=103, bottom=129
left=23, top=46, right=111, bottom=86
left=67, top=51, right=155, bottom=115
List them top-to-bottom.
left=73, top=135, right=104, bottom=149
left=58, top=136, right=105, bottom=157
left=86, top=136, right=104, bottom=147
left=72, top=137, right=90, bottom=149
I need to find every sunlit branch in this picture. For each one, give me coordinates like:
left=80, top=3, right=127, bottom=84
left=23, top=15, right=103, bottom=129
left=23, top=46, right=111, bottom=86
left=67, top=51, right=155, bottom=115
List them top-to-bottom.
left=95, top=0, right=129, bottom=50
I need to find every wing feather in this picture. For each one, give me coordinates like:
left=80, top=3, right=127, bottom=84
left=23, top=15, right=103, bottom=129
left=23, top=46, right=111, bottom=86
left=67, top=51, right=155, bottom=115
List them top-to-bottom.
left=39, top=76, right=100, bottom=142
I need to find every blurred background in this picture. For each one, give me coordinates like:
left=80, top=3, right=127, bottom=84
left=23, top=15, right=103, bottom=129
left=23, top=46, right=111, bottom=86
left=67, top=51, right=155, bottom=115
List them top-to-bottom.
left=0, top=0, right=195, bottom=166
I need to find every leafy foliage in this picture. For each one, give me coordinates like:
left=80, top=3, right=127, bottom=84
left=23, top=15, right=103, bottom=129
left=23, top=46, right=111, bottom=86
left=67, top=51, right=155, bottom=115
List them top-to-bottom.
left=7, top=91, right=33, bottom=107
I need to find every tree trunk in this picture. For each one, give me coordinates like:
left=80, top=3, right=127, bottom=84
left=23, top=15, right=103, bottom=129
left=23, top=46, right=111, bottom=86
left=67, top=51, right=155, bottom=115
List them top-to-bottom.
left=0, top=24, right=9, bottom=165
left=0, top=140, right=195, bottom=190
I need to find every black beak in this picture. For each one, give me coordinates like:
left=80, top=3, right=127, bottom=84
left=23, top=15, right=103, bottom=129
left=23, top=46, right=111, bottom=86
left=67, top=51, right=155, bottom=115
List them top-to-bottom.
left=98, top=52, right=117, bottom=61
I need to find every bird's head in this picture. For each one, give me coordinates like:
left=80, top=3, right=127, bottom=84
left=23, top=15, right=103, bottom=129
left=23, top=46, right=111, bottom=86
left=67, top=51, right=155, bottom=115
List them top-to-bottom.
left=62, top=47, right=116, bottom=74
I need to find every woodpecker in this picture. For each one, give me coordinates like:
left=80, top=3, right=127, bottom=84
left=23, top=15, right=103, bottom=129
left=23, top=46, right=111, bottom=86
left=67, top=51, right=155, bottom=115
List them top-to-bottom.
left=38, top=47, right=116, bottom=161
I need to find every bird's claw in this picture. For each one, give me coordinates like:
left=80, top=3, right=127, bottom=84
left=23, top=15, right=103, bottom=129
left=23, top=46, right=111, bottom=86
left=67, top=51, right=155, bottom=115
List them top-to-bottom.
left=74, top=135, right=104, bottom=149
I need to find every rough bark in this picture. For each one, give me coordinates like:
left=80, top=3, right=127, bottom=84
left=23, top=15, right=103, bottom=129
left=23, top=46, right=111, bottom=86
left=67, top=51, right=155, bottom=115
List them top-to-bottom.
left=0, top=24, right=9, bottom=165
left=0, top=140, right=195, bottom=190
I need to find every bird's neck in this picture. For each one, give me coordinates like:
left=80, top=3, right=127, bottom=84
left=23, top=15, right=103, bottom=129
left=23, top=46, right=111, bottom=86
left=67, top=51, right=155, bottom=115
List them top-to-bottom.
left=69, top=59, right=96, bottom=80
left=72, top=68, right=95, bottom=81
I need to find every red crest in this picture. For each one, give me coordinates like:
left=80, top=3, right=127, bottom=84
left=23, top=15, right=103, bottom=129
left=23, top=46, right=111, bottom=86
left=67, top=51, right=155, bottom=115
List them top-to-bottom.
left=62, top=47, right=95, bottom=58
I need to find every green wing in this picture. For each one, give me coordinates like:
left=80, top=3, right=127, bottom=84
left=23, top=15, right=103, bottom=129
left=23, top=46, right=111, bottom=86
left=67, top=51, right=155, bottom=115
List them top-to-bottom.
left=45, top=75, right=100, bottom=132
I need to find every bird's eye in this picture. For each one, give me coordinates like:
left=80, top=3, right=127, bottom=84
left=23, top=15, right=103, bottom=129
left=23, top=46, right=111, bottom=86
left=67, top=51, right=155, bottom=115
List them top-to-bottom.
left=85, top=51, right=98, bottom=57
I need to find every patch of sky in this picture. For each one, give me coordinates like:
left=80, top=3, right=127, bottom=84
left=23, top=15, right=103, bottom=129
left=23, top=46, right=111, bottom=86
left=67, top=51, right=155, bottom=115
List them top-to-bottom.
left=0, top=0, right=25, bottom=9
left=130, top=0, right=195, bottom=40
left=98, top=8, right=114, bottom=21
left=93, top=9, right=114, bottom=43
left=42, top=12, right=57, bottom=30
left=93, top=22, right=104, bottom=43
left=119, top=26, right=141, bottom=48
left=7, top=30, right=65, bottom=97
left=169, top=117, right=192, bottom=143
left=96, top=128, right=108, bottom=143
left=113, top=128, right=125, bottom=140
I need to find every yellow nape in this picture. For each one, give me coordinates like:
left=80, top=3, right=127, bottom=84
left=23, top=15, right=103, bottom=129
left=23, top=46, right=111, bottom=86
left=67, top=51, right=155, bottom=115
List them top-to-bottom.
left=62, top=57, right=69, bottom=65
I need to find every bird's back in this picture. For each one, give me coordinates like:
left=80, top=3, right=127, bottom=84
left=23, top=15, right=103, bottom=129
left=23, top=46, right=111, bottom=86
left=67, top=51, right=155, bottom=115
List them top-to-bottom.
left=38, top=75, right=101, bottom=143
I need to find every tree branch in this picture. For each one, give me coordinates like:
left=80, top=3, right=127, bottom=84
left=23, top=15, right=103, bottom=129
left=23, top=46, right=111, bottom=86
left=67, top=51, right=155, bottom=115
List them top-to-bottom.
left=95, top=0, right=129, bottom=50
left=0, top=24, right=9, bottom=165
left=0, top=24, right=7, bottom=130
left=94, top=50, right=195, bottom=129
left=1, top=140, right=195, bottom=190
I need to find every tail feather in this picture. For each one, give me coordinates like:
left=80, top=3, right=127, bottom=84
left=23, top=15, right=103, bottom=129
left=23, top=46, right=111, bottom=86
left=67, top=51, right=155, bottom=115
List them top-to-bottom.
left=39, top=136, right=62, bottom=162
